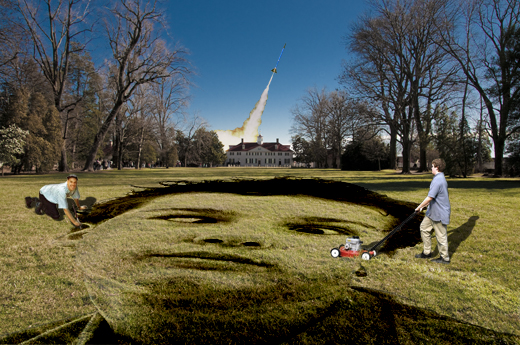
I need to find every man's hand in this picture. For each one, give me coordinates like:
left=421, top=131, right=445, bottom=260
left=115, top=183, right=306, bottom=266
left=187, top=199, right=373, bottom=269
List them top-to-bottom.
left=416, top=196, right=433, bottom=212
left=79, top=205, right=87, bottom=210
left=64, top=208, right=81, bottom=227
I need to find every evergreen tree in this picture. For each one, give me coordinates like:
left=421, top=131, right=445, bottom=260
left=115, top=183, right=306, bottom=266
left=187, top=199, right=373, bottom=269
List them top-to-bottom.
left=2, top=89, right=62, bottom=173
left=433, top=108, right=482, bottom=177
left=0, top=124, right=28, bottom=176
left=198, top=130, right=226, bottom=167
left=506, top=133, right=520, bottom=175
left=291, top=135, right=313, bottom=166
left=341, top=137, right=389, bottom=171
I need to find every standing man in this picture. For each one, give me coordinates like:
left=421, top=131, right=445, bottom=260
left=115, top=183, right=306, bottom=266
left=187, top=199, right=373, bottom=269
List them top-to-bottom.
left=414, top=158, right=451, bottom=264
left=26, top=174, right=87, bottom=228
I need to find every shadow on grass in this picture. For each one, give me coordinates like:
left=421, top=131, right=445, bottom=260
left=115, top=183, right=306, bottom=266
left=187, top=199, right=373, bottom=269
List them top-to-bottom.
left=356, top=178, right=520, bottom=192
left=430, top=216, right=479, bottom=259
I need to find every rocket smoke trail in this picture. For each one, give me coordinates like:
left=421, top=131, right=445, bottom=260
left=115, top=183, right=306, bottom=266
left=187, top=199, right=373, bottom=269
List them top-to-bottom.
left=215, top=45, right=285, bottom=150
left=215, top=80, right=272, bottom=150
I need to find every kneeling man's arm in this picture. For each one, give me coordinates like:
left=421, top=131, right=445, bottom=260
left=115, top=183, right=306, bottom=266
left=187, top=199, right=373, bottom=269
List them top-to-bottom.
left=64, top=208, right=81, bottom=227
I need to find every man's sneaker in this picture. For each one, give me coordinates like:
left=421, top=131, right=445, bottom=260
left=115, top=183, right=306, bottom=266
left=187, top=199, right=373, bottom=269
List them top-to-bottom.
left=25, top=197, right=34, bottom=208
left=35, top=201, right=43, bottom=215
left=415, top=252, right=431, bottom=259
left=431, top=257, right=450, bottom=264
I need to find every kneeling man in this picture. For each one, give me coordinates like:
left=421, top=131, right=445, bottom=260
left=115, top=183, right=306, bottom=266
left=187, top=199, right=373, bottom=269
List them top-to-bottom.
left=29, top=174, right=87, bottom=228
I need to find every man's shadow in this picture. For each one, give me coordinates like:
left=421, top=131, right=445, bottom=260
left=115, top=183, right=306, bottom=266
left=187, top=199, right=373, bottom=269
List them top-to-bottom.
left=431, top=216, right=479, bottom=258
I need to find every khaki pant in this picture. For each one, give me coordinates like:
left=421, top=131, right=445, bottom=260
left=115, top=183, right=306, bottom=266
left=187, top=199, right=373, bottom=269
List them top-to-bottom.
left=420, top=216, right=450, bottom=261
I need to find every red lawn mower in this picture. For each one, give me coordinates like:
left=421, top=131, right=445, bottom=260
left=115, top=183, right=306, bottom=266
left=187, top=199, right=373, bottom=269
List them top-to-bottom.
left=330, top=211, right=418, bottom=261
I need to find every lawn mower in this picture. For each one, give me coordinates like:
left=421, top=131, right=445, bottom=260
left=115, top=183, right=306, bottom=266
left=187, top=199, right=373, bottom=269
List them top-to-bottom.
left=330, top=211, right=419, bottom=261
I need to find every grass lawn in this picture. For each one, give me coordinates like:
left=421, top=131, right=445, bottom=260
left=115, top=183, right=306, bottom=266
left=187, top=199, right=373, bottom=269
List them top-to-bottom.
left=0, top=167, right=519, bottom=343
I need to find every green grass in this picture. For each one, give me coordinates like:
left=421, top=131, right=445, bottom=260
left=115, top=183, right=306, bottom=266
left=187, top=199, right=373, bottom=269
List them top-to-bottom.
left=0, top=167, right=519, bottom=343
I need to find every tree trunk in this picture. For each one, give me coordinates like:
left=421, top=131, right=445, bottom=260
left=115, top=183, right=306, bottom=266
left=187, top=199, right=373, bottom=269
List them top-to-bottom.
left=476, top=99, right=484, bottom=173
left=83, top=101, right=123, bottom=171
left=401, top=108, right=413, bottom=174
left=59, top=116, right=69, bottom=172
left=389, top=124, right=398, bottom=170
left=137, top=128, right=144, bottom=170
left=401, top=138, right=412, bottom=174
left=117, top=139, right=124, bottom=171
left=494, top=139, right=505, bottom=177
left=72, top=142, right=76, bottom=170
left=59, top=143, right=69, bottom=172
left=419, top=148, right=427, bottom=172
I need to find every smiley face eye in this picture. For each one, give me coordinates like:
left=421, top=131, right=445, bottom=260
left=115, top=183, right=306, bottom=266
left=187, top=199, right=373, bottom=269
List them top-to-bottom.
left=152, top=215, right=218, bottom=223
left=203, top=239, right=223, bottom=243
left=242, top=242, right=261, bottom=247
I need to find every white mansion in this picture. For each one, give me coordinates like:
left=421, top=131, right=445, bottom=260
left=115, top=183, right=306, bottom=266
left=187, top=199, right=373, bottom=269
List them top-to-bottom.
left=225, top=135, right=294, bottom=167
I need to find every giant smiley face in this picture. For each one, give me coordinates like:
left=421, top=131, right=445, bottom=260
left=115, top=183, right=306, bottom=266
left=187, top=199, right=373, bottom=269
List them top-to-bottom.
left=77, top=178, right=422, bottom=343
left=77, top=191, right=401, bottom=343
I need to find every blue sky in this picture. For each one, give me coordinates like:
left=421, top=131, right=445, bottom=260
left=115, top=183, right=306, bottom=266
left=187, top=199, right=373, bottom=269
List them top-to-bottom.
left=164, top=0, right=369, bottom=146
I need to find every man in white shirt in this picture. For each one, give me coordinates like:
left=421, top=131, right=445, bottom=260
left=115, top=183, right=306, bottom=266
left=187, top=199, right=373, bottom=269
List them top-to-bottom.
left=31, top=174, right=87, bottom=227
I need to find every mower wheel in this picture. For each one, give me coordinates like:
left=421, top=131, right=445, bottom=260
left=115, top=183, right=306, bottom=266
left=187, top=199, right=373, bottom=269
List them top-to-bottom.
left=330, top=248, right=340, bottom=258
left=361, top=252, right=371, bottom=261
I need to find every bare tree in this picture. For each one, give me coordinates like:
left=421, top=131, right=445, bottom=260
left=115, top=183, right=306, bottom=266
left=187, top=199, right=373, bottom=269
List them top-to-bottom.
left=0, top=0, right=23, bottom=70
left=17, top=0, right=92, bottom=172
left=83, top=0, right=191, bottom=171
left=343, top=0, right=456, bottom=173
left=404, top=0, right=458, bottom=171
left=438, top=0, right=520, bottom=176
left=343, top=10, right=414, bottom=172
left=149, top=75, right=189, bottom=166
left=130, top=85, right=155, bottom=169
left=290, top=87, right=329, bottom=168
left=327, top=91, right=377, bottom=168
left=177, top=113, right=207, bottom=167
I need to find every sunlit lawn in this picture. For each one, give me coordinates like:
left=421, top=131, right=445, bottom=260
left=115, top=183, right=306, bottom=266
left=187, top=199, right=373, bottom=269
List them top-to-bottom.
left=0, top=167, right=519, bottom=340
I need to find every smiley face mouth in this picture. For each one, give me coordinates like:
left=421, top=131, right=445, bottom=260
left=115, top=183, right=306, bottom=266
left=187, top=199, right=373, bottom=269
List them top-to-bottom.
left=136, top=251, right=277, bottom=271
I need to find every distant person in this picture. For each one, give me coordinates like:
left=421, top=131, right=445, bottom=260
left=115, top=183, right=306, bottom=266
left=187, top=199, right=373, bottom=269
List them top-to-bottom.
left=414, top=158, right=451, bottom=264
left=26, top=174, right=87, bottom=228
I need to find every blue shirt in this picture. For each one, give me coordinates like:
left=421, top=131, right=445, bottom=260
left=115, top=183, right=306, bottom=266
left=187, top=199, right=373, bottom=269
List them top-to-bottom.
left=426, top=172, right=450, bottom=225
left=40, top=182, right=80, bottom=209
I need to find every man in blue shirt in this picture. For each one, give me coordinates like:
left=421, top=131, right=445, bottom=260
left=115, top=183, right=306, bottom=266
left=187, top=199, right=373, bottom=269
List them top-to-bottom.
left=414, top=158, right=451, bottom=264
left=29, top=174, right=87, bottom=228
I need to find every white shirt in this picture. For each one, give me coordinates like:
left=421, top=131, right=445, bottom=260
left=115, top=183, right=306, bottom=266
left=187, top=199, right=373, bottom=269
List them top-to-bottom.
left=40, top=182, right=80, bottom=209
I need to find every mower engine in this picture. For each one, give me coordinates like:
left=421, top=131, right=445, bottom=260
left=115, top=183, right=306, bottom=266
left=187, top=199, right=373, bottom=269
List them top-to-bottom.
left=330, top=236, right=376, bottom=260
left=331, top=236, right=360, bottom=258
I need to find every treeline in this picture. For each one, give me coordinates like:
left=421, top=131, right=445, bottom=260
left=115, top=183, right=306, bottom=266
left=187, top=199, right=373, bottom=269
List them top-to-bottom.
left=0, top=0, right=226, bottom=174
left=292, top=0, right=519, bottom=176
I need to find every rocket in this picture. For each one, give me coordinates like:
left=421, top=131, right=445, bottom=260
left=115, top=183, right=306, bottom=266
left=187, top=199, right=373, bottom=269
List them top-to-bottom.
left=271, top=43, right=286, bottom=73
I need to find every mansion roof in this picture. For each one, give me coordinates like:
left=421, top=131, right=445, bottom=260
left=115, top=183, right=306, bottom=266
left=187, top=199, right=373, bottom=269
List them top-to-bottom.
left=227, top=141, right=293, bottom=153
